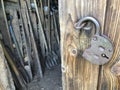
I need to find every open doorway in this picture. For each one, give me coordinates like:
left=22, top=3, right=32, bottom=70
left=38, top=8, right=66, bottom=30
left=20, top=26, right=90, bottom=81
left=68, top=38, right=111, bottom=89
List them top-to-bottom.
left=0, top=0, right=62, bottom=90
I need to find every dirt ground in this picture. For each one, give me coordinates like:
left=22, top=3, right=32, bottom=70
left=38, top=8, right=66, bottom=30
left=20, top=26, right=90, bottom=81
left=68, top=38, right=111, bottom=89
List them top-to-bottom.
left=27, top=65, right=62, bottom=90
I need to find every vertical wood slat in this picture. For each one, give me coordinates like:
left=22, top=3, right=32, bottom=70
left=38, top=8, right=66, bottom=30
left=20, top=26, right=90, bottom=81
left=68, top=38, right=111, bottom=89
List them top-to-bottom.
left=0, top=0, right=13, bottom=50
left=19, top=0, right=43, bottom=78
left=59, top=0, right=107, bottom=90
left=99, top=0, right=120, bottom=90
left=9, top=9, right=23, bottom=56
left=0, top=43, right=15, bottom=90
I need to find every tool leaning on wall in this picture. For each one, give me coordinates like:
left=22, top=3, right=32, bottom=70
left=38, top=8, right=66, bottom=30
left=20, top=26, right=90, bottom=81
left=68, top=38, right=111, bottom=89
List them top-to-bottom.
left=0, top=0, right=60, bottom=89
left=30, top=0, right=60, bottom=69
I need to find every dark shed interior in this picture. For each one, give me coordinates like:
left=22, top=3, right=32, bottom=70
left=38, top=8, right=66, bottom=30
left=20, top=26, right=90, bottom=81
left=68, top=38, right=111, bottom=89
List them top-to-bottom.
left=0, top=0, right=62, bottom=90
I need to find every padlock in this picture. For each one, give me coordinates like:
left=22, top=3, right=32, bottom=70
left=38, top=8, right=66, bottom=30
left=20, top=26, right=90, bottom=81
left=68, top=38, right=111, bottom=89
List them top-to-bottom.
left=75, top=16, right=114, bottom=65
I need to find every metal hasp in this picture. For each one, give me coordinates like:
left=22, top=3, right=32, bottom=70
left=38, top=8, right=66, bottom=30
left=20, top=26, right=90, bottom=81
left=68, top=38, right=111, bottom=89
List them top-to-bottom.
left=75, top=16, right=114, bottom=65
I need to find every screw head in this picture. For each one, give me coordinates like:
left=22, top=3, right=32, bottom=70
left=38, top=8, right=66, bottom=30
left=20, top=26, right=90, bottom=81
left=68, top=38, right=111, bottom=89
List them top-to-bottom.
left=71, top=49, right=77, bottom=56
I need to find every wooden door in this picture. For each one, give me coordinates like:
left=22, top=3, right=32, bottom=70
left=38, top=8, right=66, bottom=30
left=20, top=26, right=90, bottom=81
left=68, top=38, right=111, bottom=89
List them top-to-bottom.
left=59, top=0, right=120, bottom=90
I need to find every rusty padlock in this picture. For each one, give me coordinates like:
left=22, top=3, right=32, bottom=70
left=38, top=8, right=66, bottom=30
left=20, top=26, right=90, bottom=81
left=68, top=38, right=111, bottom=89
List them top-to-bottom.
left=75, top=16, right=114, bottom=65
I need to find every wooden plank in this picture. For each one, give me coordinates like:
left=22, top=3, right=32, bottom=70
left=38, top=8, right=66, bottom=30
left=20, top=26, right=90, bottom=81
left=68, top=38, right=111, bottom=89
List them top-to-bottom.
left=0, top=0, right=13, bottom=50
left=19, top=0, right=43, bottom=78
left=33, top=0, right=48, bottom=53
left=59, top=0, right=107, bottom=90
left=98, top=0, right=120, bottom=90
left=28, top=1, right=38, bottom=41
left=8, top=9, right=23, bottom=56
left=0, top=43, right=15, bottom=90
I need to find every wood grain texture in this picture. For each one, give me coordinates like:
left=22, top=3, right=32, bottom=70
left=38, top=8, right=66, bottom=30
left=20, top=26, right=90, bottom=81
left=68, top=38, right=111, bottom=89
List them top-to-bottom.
left=0, top=0, right=13, bottom=50
left=59, top=0, right=107, bottom=90
left=59, top=0, right=120, bottom=90
left=99, top=0, right=120, bottom=90
left=9, top=9, right=23, bottom=55
left=0, top=44, right=15, bottom=90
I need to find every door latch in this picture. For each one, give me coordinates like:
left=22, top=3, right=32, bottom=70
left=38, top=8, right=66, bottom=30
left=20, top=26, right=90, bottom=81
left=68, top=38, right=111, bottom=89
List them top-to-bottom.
left=74, top=16, right=114, bottom=65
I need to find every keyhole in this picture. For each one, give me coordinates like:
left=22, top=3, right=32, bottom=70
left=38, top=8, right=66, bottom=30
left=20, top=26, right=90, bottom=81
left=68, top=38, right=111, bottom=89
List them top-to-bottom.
left=101, top=53, right=109, bottom=59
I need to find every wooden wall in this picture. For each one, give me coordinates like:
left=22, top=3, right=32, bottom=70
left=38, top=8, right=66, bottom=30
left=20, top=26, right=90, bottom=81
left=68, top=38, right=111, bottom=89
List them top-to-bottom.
left=59, top=0, right=120, bottom=90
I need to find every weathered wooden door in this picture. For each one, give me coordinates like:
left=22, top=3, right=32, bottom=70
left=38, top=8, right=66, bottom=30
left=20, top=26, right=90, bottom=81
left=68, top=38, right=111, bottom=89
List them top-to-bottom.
left=59, top=0, right=120, bottom=90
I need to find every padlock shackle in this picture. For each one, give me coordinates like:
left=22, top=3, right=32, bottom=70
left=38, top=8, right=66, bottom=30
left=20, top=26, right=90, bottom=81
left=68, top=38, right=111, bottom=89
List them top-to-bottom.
left=76, top=16, right=100, bottom=35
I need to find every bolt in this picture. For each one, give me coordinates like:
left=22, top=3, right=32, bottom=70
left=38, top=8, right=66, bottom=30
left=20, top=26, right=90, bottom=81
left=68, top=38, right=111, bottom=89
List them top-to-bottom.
left=71, top=49, right=77, bottom=56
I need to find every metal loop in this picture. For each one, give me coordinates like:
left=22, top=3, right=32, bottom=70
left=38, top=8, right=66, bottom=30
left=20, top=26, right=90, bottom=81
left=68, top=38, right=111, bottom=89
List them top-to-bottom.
left=74, top=16, right=100, bottom=35
left=74, top=22, right=86, bottom=30
left=83, top=22, right=93, bottom=30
